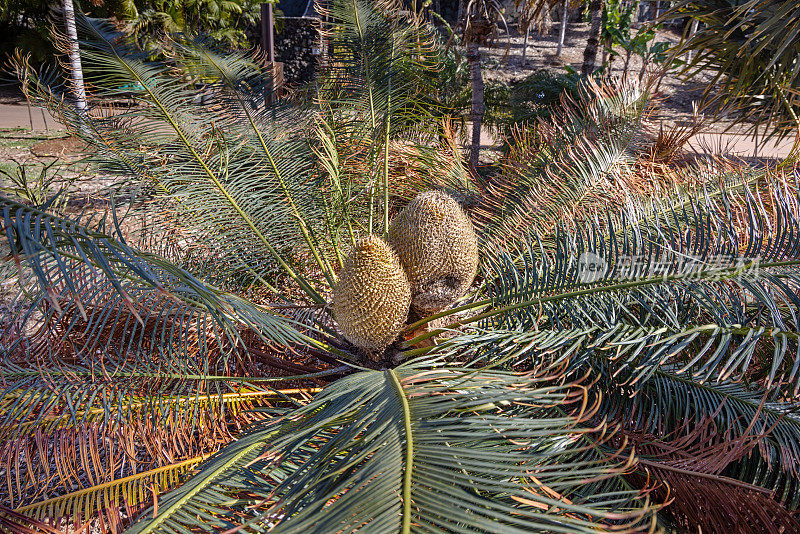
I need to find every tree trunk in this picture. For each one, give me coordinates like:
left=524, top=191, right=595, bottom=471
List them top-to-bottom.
left=62, top=0, right=88, bottom=118
left=556, top=0, right=568, bottom=57
left=581, top=0, right=602, bottom=76
left=686, top=18, right=699, bottom=62
left=521, top=25, right=529, bottom=63
left=467, top=41, right=484, bottom=171
left=623, top=48, right=632, bottom=79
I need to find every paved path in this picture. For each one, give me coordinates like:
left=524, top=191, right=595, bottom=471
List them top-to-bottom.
left=0, top=103, right=63, bottom=131
left=0, top=103, right=795, bottom=160
left=474, top=122, right=795, bottom=161
left=687, top=132, right=795, bottom=160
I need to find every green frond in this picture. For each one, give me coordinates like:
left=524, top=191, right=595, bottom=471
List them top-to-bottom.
left=17, top=16, right=327, bottom=302
left=474, top=78, right=651, bottom=249
left=472, top=178, right=800, bottom=391
left=0, top=194, right=312, bottom=360
left=126, top=360, right=657, bottom=533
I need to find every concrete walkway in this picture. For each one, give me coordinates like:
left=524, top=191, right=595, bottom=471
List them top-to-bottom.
left=1, top=102, right=795, bottom=161
left=0, top=103, right=63, bottom=131
left=687, top=132, right=795, bottom=160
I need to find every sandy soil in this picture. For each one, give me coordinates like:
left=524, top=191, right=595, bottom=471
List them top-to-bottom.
left=478, top=22, right=714, bottom=127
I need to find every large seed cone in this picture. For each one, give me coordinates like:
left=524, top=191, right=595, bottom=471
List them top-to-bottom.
left=388, top=190, right=479, bottom=314
left=332, top=235, right=411, bottom=353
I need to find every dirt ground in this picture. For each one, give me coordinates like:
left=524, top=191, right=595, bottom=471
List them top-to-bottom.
left=473, top=21, right=794, bottom=159
left=481, top=21, right=716, bottom=127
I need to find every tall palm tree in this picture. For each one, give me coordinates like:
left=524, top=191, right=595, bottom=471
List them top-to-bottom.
left=61, top=0, right=88, bottom=117
left=457, top=0, right=505, bottom=171
left=556, top=0, right=569, bottom=57
left=581, top=0, right=602, bottom=75
left=4, top=3, right=800, bottom=533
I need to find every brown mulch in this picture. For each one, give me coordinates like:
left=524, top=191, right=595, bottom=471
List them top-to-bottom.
left=30, top=136, right=87, bottom=158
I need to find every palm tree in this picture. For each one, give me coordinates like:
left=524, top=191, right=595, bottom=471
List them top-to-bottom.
left=61, top=0, right=88, bottom=117
left=456, top=0, right=505, bottom=171
left=556, top=0, right=569, bottom=57
left=581, top=0, right=602, bottom=75
left=4, top=2, right=800, bottom=532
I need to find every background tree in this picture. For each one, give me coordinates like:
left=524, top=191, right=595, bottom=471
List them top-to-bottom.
left=0, top=0, right=53, bottom=64
left=61, top=0, right=88, bottom=118
left=127, top=0, right=259, bottom=50
left=456, top=0, right=505, bottom=170
left=556, top=0, right=569, bottom=57
left=581, top=0, right=602, bottom=75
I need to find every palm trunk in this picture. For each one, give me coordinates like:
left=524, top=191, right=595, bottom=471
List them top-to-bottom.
left=62, top=0, right=88, bottom=118
left=556, top=0, right=568, bottom=57
left=581, top=0, right=602, bottom=76
left=686, top=18, right=699, bottom=62
left=521, top=25, right=529, bottom=63
left=467, top=41, right=484, bottom=171
left=623, top=48, right=632, bottom=79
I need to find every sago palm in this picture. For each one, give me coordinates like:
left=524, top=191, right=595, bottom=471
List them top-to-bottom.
left=3, top=1, right=800, bottom=533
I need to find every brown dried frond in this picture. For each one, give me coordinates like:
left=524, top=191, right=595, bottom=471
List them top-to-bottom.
left=616, top=416, right=800, bottom=534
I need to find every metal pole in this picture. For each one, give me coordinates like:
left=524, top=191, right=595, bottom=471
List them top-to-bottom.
left=261, top=3, right=276, bottom=106
left=261, top=3, right=268, bottom=57
left=267, top=3, right=275, bottom=63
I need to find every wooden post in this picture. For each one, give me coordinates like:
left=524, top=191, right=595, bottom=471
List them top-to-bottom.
left=267, top=3, right=275, bottom=63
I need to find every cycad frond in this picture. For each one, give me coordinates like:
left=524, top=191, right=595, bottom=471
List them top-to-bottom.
left=17, top=16, right=327, bottom=303
left=473, top=78, right=651, bottom=249
left=475, top=178, right=800, bottom=391
left=0, top=194, right=342, bottom=515
left=0, top=195, right=311, bottom=358
left=126, top=360, right=657, bottom=533
left=603, top=367, right=800, bottom=507
left=619, top=414, right=800, bottom=534
left=13, top=454, right=210, bottom=530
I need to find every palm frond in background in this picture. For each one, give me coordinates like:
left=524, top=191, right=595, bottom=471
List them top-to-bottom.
left=670, top=0, right=800, bottom=150
left=473, top=78, right=652, bottom=250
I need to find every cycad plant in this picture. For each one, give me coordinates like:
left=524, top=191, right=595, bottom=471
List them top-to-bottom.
left=3, top=1, right=800, bottom=533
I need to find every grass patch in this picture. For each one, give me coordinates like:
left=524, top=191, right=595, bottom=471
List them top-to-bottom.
left=0, top=127, right=68, bottom=149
